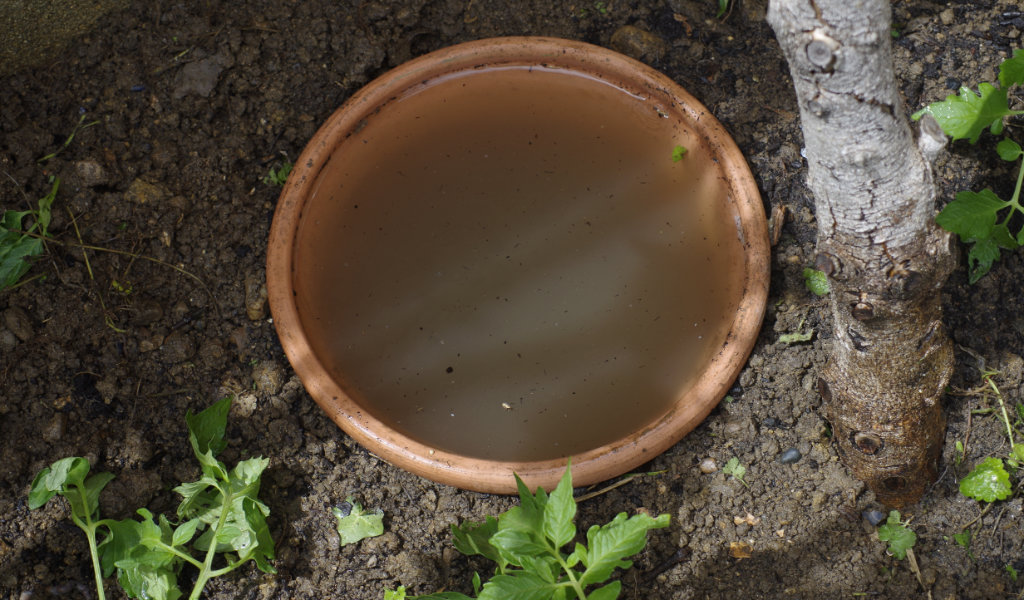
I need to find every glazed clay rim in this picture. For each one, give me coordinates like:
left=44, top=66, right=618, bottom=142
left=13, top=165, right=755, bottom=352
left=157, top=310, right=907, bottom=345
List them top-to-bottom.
left=267, top=36, right=769, bottom=494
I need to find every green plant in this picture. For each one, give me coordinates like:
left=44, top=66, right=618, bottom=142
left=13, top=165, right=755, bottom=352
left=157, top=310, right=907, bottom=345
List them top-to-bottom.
left=716, top=0, right=730, bottom=19
left=912, top=49, right=1024, bottom=282
left=38, top=112, right=99, bottom=164
left=671, top=145, right=688, bottom=162
left=263, top=161, right=293, bottom=186
left=1, top=177, right=57, bottom=290
left=802, top=267, right=830, bottom=296
left=959, top=370, right=1022, bottom=503
left=29, top=398, right=275, bottom=600
left=721, top=457, right=748, bottom=488
left=385, top=462, right=670, bottom=599
left=334, top=497, right=384, bottom=546
left=876, top=510, right=916, bottom=560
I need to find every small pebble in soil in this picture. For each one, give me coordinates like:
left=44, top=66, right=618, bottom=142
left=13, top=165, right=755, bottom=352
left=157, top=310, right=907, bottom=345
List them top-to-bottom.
left=779, top=448, right=802, bottom=464
left=699, top=458, right=718, bottom=473
left=863, top=510, right=887, bottom=526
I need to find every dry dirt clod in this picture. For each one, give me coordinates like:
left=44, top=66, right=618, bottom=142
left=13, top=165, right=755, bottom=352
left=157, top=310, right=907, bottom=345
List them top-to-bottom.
left=609, top=25, right=668, bottom=63
left=2, top=307, right=33, bottom=342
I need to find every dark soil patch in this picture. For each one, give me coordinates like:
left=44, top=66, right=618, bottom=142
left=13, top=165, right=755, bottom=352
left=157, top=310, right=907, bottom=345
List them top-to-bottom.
left=1, top=1, right=1022, bottom=599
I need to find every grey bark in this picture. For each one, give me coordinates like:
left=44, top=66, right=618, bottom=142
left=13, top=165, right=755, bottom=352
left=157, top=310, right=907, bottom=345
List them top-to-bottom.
left=768, top=0, right=954, bottom=507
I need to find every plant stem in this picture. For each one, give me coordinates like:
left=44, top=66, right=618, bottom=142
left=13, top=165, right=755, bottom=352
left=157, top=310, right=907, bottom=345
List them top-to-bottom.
left=984, top=373, right=1017, bottom=450
left=70, top=483, right=106, bottom=600
left=190, top=484, right=233, bottom=600
left=551, top=546, right=587, bottom=599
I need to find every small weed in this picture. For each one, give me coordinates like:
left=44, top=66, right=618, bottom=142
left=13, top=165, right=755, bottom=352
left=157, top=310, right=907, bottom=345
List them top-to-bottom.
left=716, top=0, right=730, bottom=19
left=38, top=112, right=99, bottom=164
left=672, top=145, right=688, bottom=162
left=263, top=161, right=293, bottom=186
left=0, top=177, right=57, bottom=291
left=802, top=267, right=830, bottom=296
left=959, top=370, right=1022, bottom=503
left=722, top=457, right=749, bottom=488
left=385, top=460, right=670, bottom=599
left=877, top=511, right=916, bottom=560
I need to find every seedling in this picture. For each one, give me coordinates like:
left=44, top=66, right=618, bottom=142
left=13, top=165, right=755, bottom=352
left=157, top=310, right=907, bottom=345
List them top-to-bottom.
left=716, top=0, right=730, bottom=19
left=913, top=49, right=1024, bottom=282
left=37, top=112, right=99, bottom=164
left=672, top=145, right=688, bottom=162
left=263, top=161, right=293, bottom=186
left=1, top=177, right=57, bottom=291
left=802, top=267, right=830, bottom=296
left=959, top=370, right=1021, bottom=503
left=28, top=398, right=275, bottom=600
left=722, top=457, right=749, bottom=488
left=385, top=461, right=670, bottom=599
left=334, top=497, right=384, bottom=546
left=876, top=511, right=916, bottom=560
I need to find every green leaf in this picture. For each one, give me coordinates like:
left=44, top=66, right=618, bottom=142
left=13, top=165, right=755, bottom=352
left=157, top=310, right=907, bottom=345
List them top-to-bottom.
left=998, top=48, right=1024, bottom=88
left=916, top=83, right=1015, bottom=143
left=996, top=138, right=1024, bottom=162
left=671, top=145, right=688, bottom=162
left=935, top=189, right=1007, bottom=241
left=966, top=237, right=1002, bottom=283
left=802, top=268, right=830, bottom=296
left=778, top=330, right=813, bottom=344
left=186, top=397, right=231, bottom=462
left=1012, top=444, right=1024, bottom=464
left=29, top=456, right=87, bottom=509
left=721, top=457, right=748, bottom=486
left=960, top=457, right=1013, bottom=502
left=542, top=463, right=576, bottom=548
left=241, top=496, right=277, bottom=573
left=333, top=497, right=384, bottom=546
left=877, top=510, right=916, bottom=560
left=578, top=512, right=670, bottom=586
left=452, top=516, right=505, bottom=567
left=171, top=518, right=201, bottom=547
left=953, top=530, right=971, bottom=549
left=477, top=571, right=559, bottom=600
left=588, top=581, right=622, bottom=600
left=384, top=587, right=407, bottom=600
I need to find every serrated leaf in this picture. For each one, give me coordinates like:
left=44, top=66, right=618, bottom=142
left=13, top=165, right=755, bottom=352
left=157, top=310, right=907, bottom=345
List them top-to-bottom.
left=998, top=48, right=1024, bottom=88
left=918, top=83, right=1014, bottom=143
left=996, top=138, right=1024, bottom=162
left=935, top=189, right=1007, bottom=240
left=966, top=237, right=1002, bottom=283
left=802, top=268, right=830, bottom=296
left=186, top=397, right=231, bottom=462
left=28, top=456, right=87, bottom=509
left=960, top=457, right=1012, bottom=502
left=542, top=463, right=576, bottom=548
left=241, top=496, right=276, bottom=572
left=333, top=498, right=384, bottom=546
left=877, top=511, right=916, bottom=560
left=578, top=512, right=670, bottom=586
left=452, top=516, right=505, bottom=567
left=489, top=527, right=549, bottom=566
left=116, top=562, right=182, bottom=600
left=477, top=571, right=559, bottom=600
left=588, top=581, right=622, bottom=600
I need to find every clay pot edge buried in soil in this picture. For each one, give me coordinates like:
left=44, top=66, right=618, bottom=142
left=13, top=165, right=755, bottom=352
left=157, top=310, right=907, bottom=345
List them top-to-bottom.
left=266, top=36, right=770, bottom=494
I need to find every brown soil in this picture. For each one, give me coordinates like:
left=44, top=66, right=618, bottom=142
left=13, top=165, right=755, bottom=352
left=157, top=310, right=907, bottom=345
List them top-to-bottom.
left=1, top=1, right=1022, bottom=599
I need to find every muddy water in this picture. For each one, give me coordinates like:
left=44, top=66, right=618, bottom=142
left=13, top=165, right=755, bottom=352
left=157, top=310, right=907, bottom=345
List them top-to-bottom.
left=293, top=66, right=745, bottom=461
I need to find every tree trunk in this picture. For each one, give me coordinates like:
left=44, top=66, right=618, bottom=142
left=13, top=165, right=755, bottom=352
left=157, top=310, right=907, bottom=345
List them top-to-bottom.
left=767, top=0, right=954, bottom=507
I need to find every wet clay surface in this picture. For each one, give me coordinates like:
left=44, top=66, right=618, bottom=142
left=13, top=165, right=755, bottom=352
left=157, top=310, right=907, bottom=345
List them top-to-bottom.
left=1, top=1, right=1023, bottom=598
